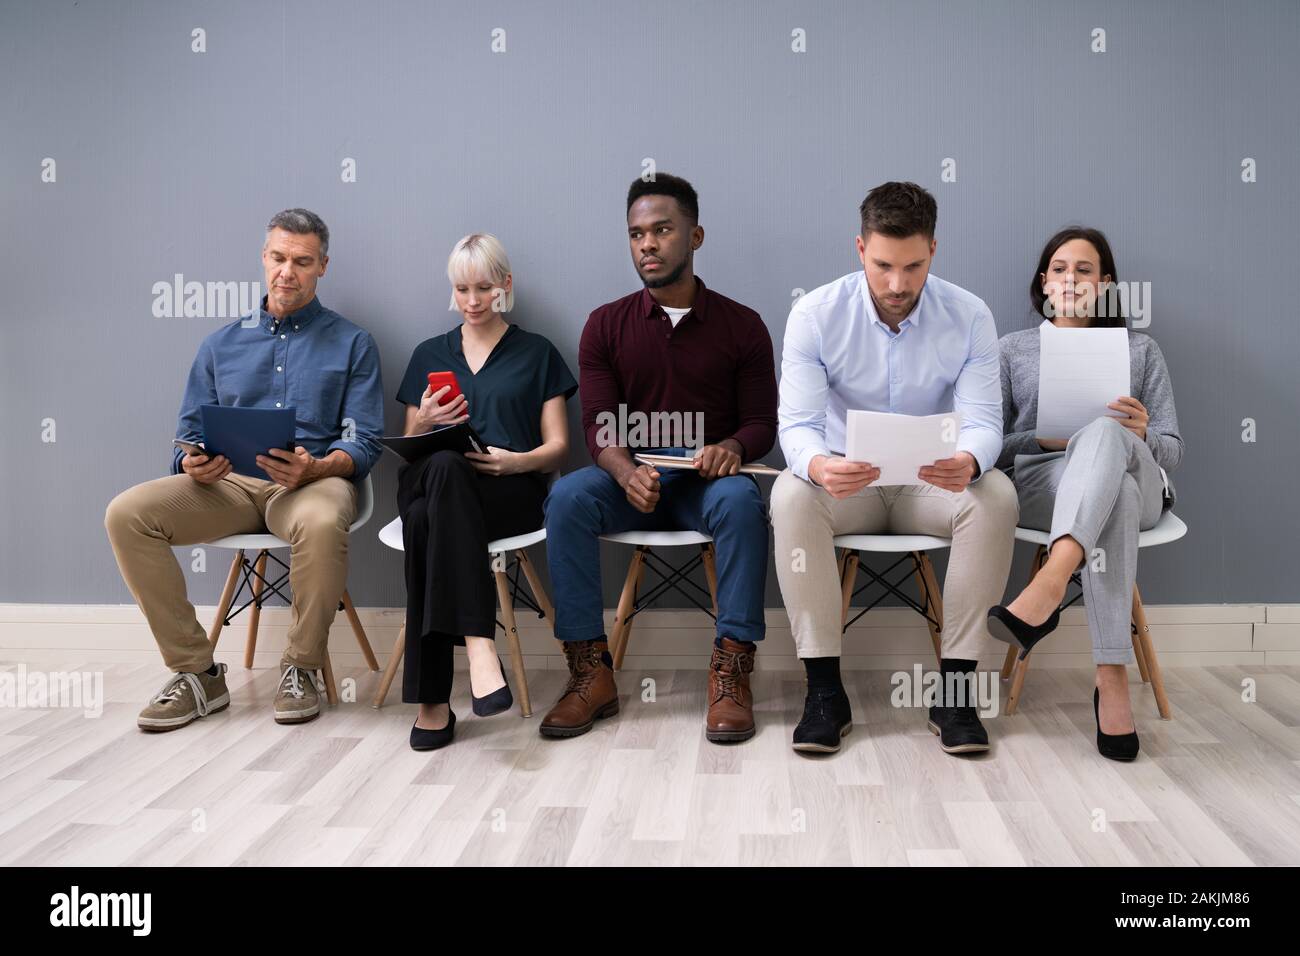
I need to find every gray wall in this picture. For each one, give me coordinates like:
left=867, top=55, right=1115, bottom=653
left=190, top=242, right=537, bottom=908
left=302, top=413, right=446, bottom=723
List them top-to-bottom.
left=2, top=0, right=1297, bottom=612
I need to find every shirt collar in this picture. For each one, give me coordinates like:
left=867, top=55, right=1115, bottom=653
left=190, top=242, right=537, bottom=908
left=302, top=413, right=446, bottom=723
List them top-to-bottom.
left=637, top=275, right=709, bottom=323
left=259, top=295, right=324, bottom=333
left=450, top=321, right=518, bottom=358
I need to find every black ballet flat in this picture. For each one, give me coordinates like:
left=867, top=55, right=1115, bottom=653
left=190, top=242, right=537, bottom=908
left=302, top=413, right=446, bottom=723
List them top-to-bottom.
left=986, top=604, right=1062, bottom=657
left=471, top=656, right=514, bottom=717
left=1094, top=688, right=1139, bottom=761
left=410, top=709, right=456, bottom=751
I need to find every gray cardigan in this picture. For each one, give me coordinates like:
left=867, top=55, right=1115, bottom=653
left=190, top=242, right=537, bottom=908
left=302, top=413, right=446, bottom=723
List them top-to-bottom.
left=997, top=323, right=1185, bottom=492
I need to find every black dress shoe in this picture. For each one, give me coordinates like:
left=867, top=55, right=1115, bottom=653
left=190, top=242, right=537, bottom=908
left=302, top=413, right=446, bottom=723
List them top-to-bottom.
left=987, top=604, right=1062, bottom=657
left=471, top=656, right=514, bottom=717
left=792, top=686, right=853, bottom=754
left=1094, top=688, right=1139, bottom=761
left=927, top=705, right=990, bottom=754
left=410, top=709, right=456, bottom=751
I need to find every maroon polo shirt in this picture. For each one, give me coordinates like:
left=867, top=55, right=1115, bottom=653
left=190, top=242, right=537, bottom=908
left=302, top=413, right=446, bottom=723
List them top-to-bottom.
left=578, top=276, right=778, bottom=463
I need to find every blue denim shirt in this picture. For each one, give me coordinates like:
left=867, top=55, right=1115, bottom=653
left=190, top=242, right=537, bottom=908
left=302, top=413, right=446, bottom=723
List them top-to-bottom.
left=171, top=296, right=385, bottom=481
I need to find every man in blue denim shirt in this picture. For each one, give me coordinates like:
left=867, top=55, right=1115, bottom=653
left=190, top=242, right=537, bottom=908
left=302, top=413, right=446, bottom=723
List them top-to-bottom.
left=105, top=209, right=384, bottom=731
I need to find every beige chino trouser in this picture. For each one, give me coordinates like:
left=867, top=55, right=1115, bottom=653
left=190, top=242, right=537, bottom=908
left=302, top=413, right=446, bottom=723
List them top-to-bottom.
left=771, top=468, right=1019, bottom=661
left=104, top=472, right=357, bottom=673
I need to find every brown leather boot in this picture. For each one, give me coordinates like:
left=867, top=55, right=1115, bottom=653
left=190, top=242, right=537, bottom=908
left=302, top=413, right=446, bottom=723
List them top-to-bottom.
left=706, top=637, right=756, bottom=743
left=539, top=639, right=619, bottom=738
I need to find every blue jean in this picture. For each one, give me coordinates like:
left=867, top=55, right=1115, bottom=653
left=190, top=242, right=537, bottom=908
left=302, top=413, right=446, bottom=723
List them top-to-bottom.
left=543, top=449, right=769, bottom=644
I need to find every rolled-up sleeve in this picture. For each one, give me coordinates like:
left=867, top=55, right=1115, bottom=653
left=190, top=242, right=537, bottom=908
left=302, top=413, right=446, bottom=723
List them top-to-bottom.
left=777, top=302, right=832, bottom=482
left=953, top=306, right=1004, bottom=480
left=327, top=331, right=385, bottom=480
left=171, top=341, right=217, bottom=475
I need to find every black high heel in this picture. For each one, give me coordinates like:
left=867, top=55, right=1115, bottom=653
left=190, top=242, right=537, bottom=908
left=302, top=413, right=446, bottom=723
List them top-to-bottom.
left=986, top=603, right=1062, bottom=657
left=471, top=656, right=513, bottom=717
left=1093, top=687, right=1139, bottom=761
left=410, top=708, right=456, bottom=751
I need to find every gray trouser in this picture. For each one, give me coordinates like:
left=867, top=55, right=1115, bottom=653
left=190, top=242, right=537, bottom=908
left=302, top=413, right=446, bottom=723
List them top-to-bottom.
left=1013, top=417, right=1167, bottom=665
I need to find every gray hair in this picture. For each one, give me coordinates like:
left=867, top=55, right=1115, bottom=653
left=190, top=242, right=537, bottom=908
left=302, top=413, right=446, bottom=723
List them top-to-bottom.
left=266, top=208, right=329, bottom=257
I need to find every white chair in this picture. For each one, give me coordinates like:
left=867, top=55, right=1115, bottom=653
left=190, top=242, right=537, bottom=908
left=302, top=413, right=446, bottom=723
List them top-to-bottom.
left=205, top=474, right=379, bottom=705
left=999, top=510, right=1188, bottom=718
left=371, top=516, right=554, bottom=716
left=600, top=530, right=720, bottom=670
left=832, top=534, right=952, bottom=665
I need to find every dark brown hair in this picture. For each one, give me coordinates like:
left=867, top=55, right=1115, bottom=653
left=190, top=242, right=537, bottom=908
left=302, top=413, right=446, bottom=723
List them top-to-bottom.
left=859, top=181, right=937, bottom=239
left=1031, top=226, right=1125, bottom=328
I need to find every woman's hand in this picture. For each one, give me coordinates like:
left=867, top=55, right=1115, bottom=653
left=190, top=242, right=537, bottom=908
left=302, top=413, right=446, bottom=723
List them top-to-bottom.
left=414, top=385, right=469, bottom=432
left=1108, top=395, right=1149, bottom=441
left=465, top=445, right=522, bottom=476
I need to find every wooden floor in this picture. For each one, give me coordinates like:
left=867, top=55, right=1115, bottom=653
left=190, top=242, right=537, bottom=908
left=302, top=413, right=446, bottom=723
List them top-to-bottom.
left=2, top=657, right=1299, bottom=866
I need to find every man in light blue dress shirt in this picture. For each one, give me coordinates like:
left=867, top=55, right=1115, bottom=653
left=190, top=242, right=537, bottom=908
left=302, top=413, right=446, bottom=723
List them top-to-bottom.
left=770, top=183, right=1018, bottom=756
left=105, top=209, right=384, bottom=732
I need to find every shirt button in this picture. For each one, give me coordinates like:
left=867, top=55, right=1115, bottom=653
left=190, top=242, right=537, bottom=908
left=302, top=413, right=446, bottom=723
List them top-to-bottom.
left=294, top=325, right=299, bottom=331
left=280, top=334, right=286, bottom=340
left=276, top=366, right=283, bottom=372
left=275, top=402, right=282, bottom=408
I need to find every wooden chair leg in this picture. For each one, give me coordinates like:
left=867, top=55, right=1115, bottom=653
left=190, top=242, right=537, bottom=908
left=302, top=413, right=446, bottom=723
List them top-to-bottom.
left=700, top=543, right=720, bottom=618
left=610, top=547, right=647, bottom=670
left=208, top=549, right=244, bottom=648
left=516, top=549, right=556, bottom=631
left=244, top=551, right=268, bottom=669
left=913, top=551, right=944, bottom=666
left=839, top=552, right=860, bottom=631
left=495, top=568, right=532, bottom=717
left=1131, top=585, right=1170, bottom=719
left=340, top=589, right=379, bottom=671
left=1131, top=618, right=1152, bottom=683
left=371, top=623, right=406, bottom=709
left=1000, top=644, right=1019, bottom=681
left=321, top=649, right=339, bottom=706
left=1006, top=655, right=1029, bottom=715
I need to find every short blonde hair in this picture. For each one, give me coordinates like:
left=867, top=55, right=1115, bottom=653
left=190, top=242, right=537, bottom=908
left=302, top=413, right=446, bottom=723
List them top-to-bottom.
left=447, top=233, right=513, bottom=313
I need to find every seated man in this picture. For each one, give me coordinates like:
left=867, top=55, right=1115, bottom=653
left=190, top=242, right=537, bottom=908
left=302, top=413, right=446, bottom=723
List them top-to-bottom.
left=543, top=172, right=778, bottom=744
left=771, top=182, right=1018, bottom=756
left=105, top=208, right=384, bottom=731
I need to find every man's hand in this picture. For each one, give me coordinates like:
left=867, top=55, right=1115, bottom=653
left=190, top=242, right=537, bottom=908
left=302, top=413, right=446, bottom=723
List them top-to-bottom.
left=1108, top=395, right=1149, bottom=441
left=692, top=443, right=741, bottom=479
left=465, top=445, right=522, bottom=476
left=256, top=446, right=320, bottom=490
left=918, top=451, right=977, bottom=493
left=181, top=452, right=231, bottom=485
left=809, top=454, right=880, bottom=499
left=621, top=463, right=661, bottom=513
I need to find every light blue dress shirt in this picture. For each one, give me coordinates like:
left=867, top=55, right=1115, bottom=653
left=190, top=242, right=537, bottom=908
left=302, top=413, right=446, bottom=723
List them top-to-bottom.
left=778, top=270, right=1003, bottom=484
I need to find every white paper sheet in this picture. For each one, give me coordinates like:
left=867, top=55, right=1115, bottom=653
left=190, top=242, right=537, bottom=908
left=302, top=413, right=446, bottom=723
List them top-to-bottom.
left=1036, top=324, right=1131, bottom=440
left=844, top=410, right=962, bottom=486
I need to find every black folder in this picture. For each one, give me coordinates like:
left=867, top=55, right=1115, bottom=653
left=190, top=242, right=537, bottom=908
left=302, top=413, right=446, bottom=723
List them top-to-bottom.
left=379, top=422, right=490, bottom=462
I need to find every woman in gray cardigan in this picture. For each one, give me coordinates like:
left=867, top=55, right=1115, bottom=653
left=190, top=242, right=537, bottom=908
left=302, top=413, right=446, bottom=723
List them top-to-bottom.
left=987, top=226, right=1183, bottom=761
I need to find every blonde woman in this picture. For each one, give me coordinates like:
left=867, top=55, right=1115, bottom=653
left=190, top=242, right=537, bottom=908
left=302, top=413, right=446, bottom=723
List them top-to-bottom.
left=395, top=234, right=577, bottom=750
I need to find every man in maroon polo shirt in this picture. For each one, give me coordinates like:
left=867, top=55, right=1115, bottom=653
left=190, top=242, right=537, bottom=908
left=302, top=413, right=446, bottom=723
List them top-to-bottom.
left=541, top=173, right=778, bottom=743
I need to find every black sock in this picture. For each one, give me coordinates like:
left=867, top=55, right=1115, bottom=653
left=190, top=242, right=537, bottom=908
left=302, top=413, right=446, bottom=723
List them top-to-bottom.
left=803, top=656, right=843, bottom=693
left=939, top=658, right=978, bottom=708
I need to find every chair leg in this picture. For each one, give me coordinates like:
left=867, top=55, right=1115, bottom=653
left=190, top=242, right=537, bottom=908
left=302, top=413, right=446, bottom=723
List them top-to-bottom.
left=700, top=543, right=719, bottom=618
left=1003, top=545, right=1048, bottom=714
left=610, top=547, right=647, bottom=671
left=208, top=549, right=244, bottom=648
left=516, top=549, right=556, bottom=631
left=244, top=551, right=268, bottom=669
left=913, top=551, right=944, bottom=667
left=839, top=552, right=860, bottom=632
left=495, top=568, right=532, bottom=718
left=1131, top=585, right=1171, bottom=719
left=340, top=589, right=379, bottom=671
left=1131, top=619, right=1152, bottom=683
left=371, top=624, right=406, bottom=709
left=321, top=649, right=339, bottom=705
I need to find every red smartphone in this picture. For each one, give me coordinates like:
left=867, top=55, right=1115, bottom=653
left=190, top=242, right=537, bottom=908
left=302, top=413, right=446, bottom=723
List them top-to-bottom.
left=426, top=371, right=463, bottom=405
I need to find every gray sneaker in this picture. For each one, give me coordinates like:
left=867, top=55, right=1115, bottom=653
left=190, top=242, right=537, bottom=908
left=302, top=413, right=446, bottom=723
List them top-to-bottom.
left=274, top=662, right=321, bottom=724
left=138, top=664, right=231, bottom=732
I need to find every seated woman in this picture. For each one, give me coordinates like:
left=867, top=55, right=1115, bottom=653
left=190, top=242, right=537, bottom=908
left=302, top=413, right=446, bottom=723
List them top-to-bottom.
left=988, top=226, right=1183, bottom=761
left=395, top=233, right=577, bottom=751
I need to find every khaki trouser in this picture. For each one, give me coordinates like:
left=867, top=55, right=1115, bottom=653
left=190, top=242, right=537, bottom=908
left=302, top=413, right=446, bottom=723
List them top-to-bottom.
left=771, top=468, right=1019, bottom=660
left=104, top=472, right=357, bottom=673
